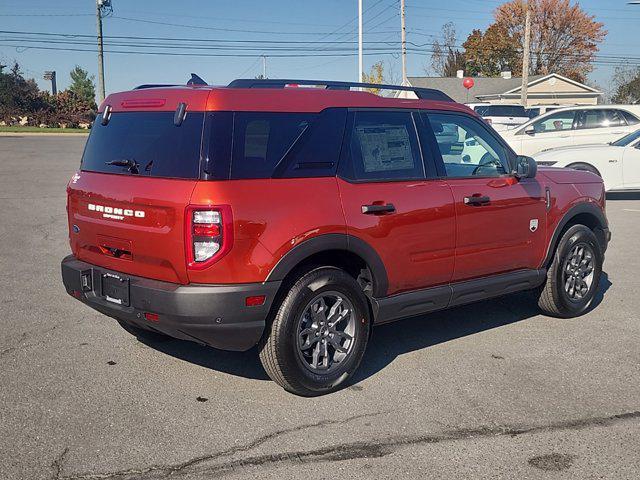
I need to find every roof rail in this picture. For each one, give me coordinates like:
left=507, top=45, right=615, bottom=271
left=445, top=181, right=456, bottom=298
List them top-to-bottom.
left=227, top=78, right=453, bottom=102
left=134, top=84, right=179, bottom=90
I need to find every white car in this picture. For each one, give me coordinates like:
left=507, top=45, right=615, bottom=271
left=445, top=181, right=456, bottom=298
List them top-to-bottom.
left=466, top=103, right=530, bottom=132
left=501, top=105, right=640, bottom=156
left=535, top=129, right=640, bottom=191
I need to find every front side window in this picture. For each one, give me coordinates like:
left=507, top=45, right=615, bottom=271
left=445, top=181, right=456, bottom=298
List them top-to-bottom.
left=529, top=110, right=576, bottom=134
left=342, top=111, right=424, bottom=181
left=425, top=112, right=510, bottom=178
left=611, top=129, right=640, bottom=147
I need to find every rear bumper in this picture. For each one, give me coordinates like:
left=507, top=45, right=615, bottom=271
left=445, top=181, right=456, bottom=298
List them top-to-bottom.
left=61, top=255, right=281, bottom=351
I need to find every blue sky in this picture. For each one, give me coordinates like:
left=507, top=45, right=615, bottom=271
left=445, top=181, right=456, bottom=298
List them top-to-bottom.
left=1, top=0, right=639, bottom=97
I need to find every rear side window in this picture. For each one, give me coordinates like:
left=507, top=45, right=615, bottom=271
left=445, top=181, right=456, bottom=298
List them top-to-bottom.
left=475, top=105, right=527, bottom=118
left=622, top=110, right=640, bottom=126
left=341, top=111, right=424, bottom=181
left=82, top=112, right=204, bottom=179
left=231, top=113, right=315, bottom=179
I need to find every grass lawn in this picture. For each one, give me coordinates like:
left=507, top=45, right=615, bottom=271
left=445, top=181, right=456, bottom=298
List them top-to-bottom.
left=0, top=126, right=89, bottom=134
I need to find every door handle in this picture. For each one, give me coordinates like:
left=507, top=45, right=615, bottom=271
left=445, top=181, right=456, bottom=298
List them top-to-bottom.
left=464, top=195, right=491, bottom=206
left=362, top=203, right=396, bottom=214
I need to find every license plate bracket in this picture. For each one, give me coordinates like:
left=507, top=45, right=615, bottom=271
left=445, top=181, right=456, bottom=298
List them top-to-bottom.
left=101, top=273, right=130, bottom=306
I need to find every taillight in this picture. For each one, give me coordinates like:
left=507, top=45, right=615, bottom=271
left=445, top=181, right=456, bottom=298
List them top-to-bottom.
left=185, top=205, right=233, bottom=269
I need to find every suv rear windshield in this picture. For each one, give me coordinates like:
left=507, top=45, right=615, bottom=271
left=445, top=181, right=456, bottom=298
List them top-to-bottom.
left=474, top=105, right=527, bottom=118
left=81, top=112, right=204, bottom=179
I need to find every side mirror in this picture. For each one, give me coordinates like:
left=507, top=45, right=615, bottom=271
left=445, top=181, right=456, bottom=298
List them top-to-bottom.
left=524, top=126, right=536, bottom=136
left=513, top=155, right=537, bottom=179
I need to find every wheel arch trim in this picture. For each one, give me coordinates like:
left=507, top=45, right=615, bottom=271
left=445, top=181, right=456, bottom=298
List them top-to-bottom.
left=543, top=202, right=608, bottom=268
left=265, top=234, right=389, bottom=297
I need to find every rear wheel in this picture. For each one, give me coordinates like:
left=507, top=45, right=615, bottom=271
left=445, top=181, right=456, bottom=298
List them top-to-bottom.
left=537, top=225, right=603, bottom=318
left=259, top=267, right=370, bottom=396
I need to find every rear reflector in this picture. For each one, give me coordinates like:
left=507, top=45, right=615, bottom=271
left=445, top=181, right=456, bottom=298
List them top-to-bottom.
left=245, top=295, right=266, bottom=307
left=144, top=312, right=160, bottom=322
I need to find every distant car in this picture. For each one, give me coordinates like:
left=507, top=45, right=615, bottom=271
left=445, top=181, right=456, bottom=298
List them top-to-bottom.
left=466, top=103, right=530, bottom=132
left=501, top=105, right=640, bottom=156
left=525, top=105, right=573, bottom=119
left=535, top=129, right=640, bottom=192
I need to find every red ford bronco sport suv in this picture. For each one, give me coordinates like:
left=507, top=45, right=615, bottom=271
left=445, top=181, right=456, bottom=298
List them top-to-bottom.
left=62, top=77, right=610, bottom=396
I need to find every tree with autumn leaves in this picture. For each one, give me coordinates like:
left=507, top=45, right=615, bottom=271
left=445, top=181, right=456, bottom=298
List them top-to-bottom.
left=433, top=0, right=606, bottom=83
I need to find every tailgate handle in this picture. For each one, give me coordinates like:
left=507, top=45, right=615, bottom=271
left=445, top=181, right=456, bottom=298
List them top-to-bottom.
left=99, top=244, right=132, bottom=260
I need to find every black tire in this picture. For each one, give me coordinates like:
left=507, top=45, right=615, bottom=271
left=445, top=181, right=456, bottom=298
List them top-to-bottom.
left=567, top=162, right=601, bottom=177
left=538, top=225, right=603, bottom=318
left=259, top=267, right=371, bottom=396
left=117, top=320, right=171, bottom=342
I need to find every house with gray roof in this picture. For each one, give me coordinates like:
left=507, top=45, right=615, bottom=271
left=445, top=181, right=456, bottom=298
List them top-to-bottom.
left=406, top=73, right=602, bottom=107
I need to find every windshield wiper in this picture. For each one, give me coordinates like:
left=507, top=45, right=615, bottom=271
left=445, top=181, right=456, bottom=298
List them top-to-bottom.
left=106, top=158, right=139, bottom=174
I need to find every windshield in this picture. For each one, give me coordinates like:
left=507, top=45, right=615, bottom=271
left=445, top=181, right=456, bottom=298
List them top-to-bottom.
left=474, top=105, right=527, bottom=117
left=82, top=112, right=204, bottom=179
left=611, top=129, right=640, bottom=147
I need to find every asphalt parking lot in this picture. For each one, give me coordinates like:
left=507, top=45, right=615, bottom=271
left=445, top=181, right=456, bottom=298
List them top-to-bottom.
left=1, top=135, right=639, bottom=479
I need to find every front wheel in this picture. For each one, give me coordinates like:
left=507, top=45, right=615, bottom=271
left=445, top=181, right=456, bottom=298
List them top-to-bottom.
left=567, top=162, right=601, bottom=177
left=537, top=225, right=603, bottom=318
left=259, top=267, right=371, bottom=396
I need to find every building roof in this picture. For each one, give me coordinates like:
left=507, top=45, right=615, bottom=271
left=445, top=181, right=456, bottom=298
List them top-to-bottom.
left=407, top=73, right=600, bottom=104
left=407, top=75, right=545, bottom=103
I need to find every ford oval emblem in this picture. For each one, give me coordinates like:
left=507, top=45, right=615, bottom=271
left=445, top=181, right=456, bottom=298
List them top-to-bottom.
left=72, top=224, right=80, bottom=234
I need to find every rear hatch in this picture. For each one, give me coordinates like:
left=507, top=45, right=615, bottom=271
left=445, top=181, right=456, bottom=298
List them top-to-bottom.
left=67, top=105, right=205, bottom=284
left=474, top=105, right=529, bottom=131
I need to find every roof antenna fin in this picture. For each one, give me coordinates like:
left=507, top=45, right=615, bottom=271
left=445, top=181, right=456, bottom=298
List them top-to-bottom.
left=187, top=73, right=208, bottom=86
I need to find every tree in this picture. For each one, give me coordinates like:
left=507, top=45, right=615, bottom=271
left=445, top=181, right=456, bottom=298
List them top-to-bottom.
left=491, top=0, right=606, bottom=82
left=430, top=22, right=465, bottom=77
left=463, top=25, right=519, bottom=77
left=442, top=50, right=467, bottom=77
left=362, top=61, right=385, bottom=94
left=0, top=62, right=45, bottom=122
left=612, top=65, right=640, bottom=104
left=69, top=66, right=96, bottom=107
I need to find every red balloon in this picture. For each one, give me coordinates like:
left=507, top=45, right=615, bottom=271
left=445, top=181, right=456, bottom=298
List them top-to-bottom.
left=463, top=77, right=475, bottom=90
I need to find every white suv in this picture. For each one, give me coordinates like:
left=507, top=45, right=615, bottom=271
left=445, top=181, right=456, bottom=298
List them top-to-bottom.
left=466, top=103, right=530, bottom=132
left=501, top=105, right=640, bottom=156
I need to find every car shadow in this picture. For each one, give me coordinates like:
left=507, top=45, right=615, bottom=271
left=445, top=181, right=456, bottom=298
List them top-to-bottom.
left=352, top=272, right=611, bottom=385
left=134, top=273, right=612, bottom=386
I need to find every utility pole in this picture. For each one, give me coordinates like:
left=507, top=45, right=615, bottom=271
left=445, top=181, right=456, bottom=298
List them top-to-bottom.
left=96, top=0, right=112, bottom=103
left=358, top=0, right=363, bottom=84
left=401, top=0, right=407, bottom=85
left=521, top=1, right=531, bottom=107
left=262, top=55, right=267, bottom=79
left=44, top=71, right=57, bottom=95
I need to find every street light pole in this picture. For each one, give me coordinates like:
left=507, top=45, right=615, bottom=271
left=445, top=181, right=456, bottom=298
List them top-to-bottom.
left=96, top=0, right=106, bottom=103
left=358, top=0, right=363, bottom=84
left=401, top=0, right=407, bottom=85
left=521, top=1, right=531, bottom=107
left=44, top=71, right=57, bottom=96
